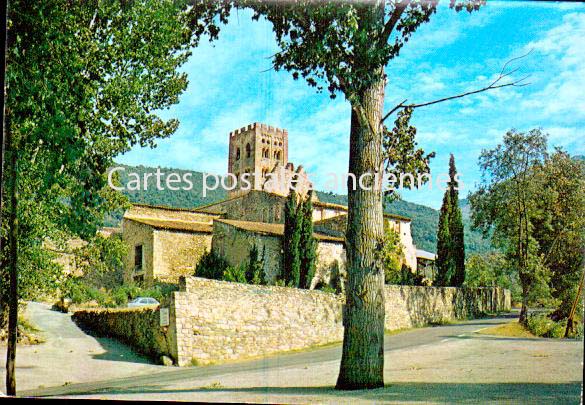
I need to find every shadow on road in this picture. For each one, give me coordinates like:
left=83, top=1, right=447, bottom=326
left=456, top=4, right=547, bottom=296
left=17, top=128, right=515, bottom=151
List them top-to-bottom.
left=67, top=382, right=582, bottom=403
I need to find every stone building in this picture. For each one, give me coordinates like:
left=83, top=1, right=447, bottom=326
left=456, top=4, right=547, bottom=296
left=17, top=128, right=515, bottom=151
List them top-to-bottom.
left=120, top=123, right=432, bottom=286
left=227, top=123, right=313, bottom=198
left=122, top=205, right=219, bottom=284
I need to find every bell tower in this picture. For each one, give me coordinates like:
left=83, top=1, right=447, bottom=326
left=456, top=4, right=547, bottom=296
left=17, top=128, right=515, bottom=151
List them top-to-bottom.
left=228, top=123, right=288, bottom=194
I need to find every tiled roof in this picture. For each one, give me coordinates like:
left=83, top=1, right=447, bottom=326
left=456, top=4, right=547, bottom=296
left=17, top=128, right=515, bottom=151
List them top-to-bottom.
left=313, top=201, right=411, bottom=222
left=131, top=202, right=215, bottom=214
left=125, top=216, right=213, bottom=233
left=215, top=219, right=344, bottom=243
left=416, top=249, right=437, bottom=261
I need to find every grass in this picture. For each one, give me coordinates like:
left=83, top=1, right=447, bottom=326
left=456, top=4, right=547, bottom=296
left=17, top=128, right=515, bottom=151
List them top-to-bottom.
left=477, top=321, right=536, bottom=338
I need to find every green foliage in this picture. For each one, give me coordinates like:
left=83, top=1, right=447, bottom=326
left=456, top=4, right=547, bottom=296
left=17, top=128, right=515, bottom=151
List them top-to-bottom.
left=2, top=0, right=213, bottom=312
left=383, top=108, right=435, bottom=201
left=470, top=129, right=549, bottom=321
left=533, top=151, right=585, bottom=319
left=435, top=154, right=465, bottom=286
left=449, top=156, right=466, bottom=286
left=282, top=189, right=302, bottom=287
left=281, top=190, right=317, bottom=288
left=435, top=190, right=452, bottom=286
left=299, top=191, right=317, bottom=289
left=381, top=227, right=404, bottom=284
left=73, top=234, right=128, bottom=290
left=246, top=245, right=265, bottom=285
left=195, top=247, right=266, bottom=285
left=194, top=250, right=229, bottom=280
left=465, top=252, right=522, bottom=302
left=222, top=264, right=248, bottom=284
left=61, top=277, right=177, bottom=308
left=72, top=307, right=170, bottom=361
left=526, top=313, right=577, bottom=339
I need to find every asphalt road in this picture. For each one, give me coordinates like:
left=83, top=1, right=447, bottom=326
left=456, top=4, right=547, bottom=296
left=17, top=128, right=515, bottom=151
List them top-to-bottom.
left=21, top=315, right=515, bottom=398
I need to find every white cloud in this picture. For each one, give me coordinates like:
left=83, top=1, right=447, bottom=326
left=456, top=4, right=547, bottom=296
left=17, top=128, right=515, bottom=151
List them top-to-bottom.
left=520, top=13, right=585, bottom=123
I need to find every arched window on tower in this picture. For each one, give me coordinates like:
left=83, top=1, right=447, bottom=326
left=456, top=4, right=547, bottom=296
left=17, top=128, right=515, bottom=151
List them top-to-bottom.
left=246, top=143, right=251, bottom=158
left=235, top=148, right=240, bottom=161
left=263, top=148, right=269, bottom=159
left=274, top=151, right=281, bottom=161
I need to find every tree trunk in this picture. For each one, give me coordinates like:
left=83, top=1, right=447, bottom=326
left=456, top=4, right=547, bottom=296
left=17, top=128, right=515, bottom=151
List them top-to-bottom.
left=336, top=76, right=386, bottom=390
left=5, top=120, right=18, bottom=396
left=519, top=276, right=529, bottom=325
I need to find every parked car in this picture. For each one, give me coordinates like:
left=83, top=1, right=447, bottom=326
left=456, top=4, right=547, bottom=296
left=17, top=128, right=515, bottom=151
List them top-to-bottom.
left=127, top=297, right=160, bottom=308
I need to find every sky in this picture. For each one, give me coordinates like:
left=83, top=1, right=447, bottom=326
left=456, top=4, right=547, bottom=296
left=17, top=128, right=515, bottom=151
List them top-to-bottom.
left=117, top=1, right=585, bottom=209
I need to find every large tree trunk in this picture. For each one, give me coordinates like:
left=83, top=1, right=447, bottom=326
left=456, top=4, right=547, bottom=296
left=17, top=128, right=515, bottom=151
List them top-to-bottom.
left=336, top=76, right=386, bottom=390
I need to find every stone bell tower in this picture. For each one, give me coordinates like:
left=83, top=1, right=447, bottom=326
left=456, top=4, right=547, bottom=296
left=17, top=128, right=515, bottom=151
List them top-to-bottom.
left=228, top=123, right=288, bottom=195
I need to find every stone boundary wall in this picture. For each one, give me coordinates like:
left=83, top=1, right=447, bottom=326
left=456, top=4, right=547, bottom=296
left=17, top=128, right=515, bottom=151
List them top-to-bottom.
left=171, top=277, right=511, bottom=366
left=171, top=277, right=344, bottom=366
left=71, top=280, right=510, bottom=367
left=384, top=285, right=511, bottom=330
left=72, top=307, right=174, bottom=363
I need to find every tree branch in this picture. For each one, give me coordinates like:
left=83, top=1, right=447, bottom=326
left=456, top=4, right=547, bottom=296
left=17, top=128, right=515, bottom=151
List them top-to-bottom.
left=380, top=0, right=411, bottom=45
left=381, top=51, right=533, bottom=124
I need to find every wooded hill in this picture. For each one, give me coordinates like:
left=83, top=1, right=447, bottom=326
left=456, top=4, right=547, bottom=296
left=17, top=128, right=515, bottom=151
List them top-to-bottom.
left=106, top=164, right=492, bottom=254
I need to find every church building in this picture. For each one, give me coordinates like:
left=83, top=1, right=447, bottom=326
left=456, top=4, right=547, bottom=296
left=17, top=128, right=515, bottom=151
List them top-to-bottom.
left=121, top=123, right=426, bottom=288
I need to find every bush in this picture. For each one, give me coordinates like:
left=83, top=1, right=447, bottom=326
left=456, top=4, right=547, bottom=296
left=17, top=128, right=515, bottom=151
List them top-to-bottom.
left=195, top=251, right=229, bottom=280
left=223, top=265, right=247, bottom=283
left=62, top=277, right=178, bottom=308
left=525, top=313, right=580, bottom=338
left=527, top=313, right=556, bottom=337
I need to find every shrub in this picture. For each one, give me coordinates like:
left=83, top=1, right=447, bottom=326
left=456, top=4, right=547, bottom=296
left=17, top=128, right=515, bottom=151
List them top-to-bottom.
left=246, top=245, right=265, bottom=285
left=195, top=251, right=229, bottom=280
left=223, top=265, right=247, bottom=283
left=525, top=313, right=576, bottom=338
left=526, top=313, right=555, bottom=337
left=546, top=320, right=567, bottom=339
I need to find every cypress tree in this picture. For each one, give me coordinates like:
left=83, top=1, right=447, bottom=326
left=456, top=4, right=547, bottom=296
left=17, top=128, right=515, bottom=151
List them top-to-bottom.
left=448, top=154, right=465, bottom=286
left=283, top=189, right=302, bottom=286
left=435, top=189, right=452, bottom=286
left=299, top=190, right=317, bottom=289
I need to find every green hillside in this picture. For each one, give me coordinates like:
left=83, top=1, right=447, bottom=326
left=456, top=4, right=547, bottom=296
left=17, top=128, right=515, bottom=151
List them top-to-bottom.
left=107, top=164, right=492, bottom=255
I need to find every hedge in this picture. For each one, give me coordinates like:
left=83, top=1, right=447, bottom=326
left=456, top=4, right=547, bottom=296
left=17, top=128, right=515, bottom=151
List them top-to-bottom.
left=72, top=307, right=174, bottom=363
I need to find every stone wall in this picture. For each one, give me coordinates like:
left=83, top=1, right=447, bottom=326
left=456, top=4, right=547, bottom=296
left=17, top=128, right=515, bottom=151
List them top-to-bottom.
left=198, top=190, right=287, bottom=224
left=122, top=219, right=154, bottom=284
left=211, top=219, right=346, bottom=285
left=211, top=220, right=283, bottom=282
left=153, top=229, right=212, bottom=283
left=312, top=241, right=346, bottom=290
left=170, top=277, right=511, bottom=366
left=171, top=277, right=344, bottom=366
left=383, top=285, right=511, bottom=330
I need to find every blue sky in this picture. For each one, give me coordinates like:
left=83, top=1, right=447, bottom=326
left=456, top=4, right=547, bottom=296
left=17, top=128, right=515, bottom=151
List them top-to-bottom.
left=118, top=1, right=585, bottom=209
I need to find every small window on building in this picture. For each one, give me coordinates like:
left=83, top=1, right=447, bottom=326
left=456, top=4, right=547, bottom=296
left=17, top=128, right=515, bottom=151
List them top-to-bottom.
left=246, top=143, right=251, bottom=158
left=235, top=147, right=240, bottom=160
left=135, top=245, right=143, bottom=270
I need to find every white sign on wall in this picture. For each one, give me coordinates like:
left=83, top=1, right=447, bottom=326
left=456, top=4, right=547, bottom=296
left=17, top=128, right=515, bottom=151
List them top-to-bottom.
left=160, top=308, right=170, bottom=327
